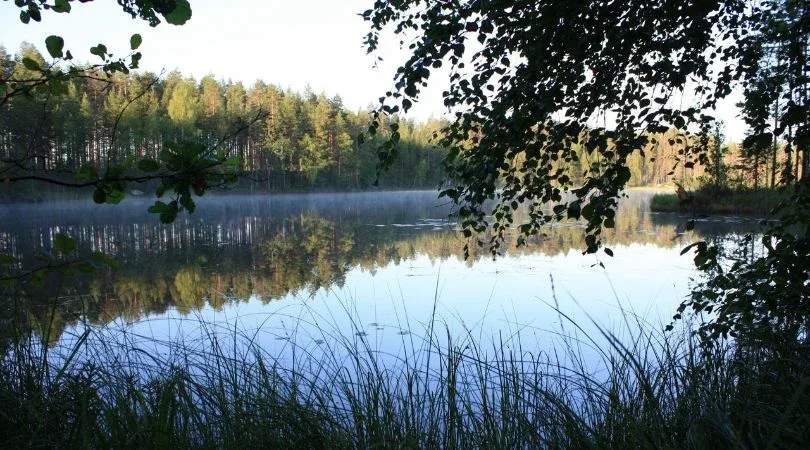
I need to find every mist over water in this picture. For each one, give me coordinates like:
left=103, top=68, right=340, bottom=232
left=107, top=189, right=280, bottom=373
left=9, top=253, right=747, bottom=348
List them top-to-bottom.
left=0, top=190, right=761, bottom=366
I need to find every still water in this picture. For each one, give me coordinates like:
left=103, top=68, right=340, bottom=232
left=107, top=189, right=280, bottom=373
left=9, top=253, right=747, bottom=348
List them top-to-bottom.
left=0, top=190, right=758, bottom=364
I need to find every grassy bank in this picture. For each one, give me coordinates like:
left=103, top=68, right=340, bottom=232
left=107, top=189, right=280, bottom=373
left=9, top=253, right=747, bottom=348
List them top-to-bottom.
left=650, top=188, right=788, bottom=215
left=0, top=312, right=808, bottom=449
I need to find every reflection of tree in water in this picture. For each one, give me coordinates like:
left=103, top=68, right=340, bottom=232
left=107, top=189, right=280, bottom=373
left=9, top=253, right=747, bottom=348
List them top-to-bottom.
left=0, top=194, right=762, bottom=342
left=263, top=215, right=355, bottom=298
left=172, top=267, right=207, bottom=314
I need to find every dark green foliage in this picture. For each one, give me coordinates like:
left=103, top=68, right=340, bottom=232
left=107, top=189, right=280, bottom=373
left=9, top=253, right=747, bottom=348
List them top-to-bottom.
left=363, top=0, right=749, bottom=256
left=364, top=0, right=810, bottom=348
left=681, top=179, right=810, bottom=343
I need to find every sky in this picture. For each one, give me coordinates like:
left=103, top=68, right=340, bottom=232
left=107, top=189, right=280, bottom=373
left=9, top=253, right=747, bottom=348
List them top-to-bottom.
left=0, top=0, right=746, bottom=140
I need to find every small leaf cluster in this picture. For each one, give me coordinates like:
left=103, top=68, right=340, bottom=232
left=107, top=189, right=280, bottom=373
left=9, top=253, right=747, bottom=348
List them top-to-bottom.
left=12, top=0, right=190, bottom=26
left=72, top=141, right=241, bottom=223
left=146, top=142, right=241, bottom=223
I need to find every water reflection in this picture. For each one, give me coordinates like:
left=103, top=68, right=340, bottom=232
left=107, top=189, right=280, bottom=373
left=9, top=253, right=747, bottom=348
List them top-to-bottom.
left=0, top=190, right=761, bottom=344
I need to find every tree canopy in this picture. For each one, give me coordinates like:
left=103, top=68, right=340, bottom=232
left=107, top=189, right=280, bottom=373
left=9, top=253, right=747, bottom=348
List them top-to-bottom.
left=363, top=0, right=810, bottom=341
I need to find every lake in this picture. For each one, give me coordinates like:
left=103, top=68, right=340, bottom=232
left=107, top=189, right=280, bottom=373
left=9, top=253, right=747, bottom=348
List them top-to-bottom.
left=0, top=190, right=759, bottom=369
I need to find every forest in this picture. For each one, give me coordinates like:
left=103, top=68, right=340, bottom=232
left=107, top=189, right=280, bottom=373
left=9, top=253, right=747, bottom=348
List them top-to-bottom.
left=2, top=42, right=792, bottom=200
left=0, top=43, right=450, bottom=193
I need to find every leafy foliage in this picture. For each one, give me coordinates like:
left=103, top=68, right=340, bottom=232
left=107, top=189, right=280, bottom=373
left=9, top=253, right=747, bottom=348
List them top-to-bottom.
left=0, top=0, right=200, bottom=286
left=363, top=0, right=810, bottom=344
left=363, top=0, right=755, bottom=256
left=1, top=1, right=244, bottom=223
left=146, top=142, right=241, bottom=223
left=682, top=179, right=810, bottom=342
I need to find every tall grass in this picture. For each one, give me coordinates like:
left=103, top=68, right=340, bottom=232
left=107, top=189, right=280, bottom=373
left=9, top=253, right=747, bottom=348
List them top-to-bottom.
left=0, top=299, right=808, bottom=448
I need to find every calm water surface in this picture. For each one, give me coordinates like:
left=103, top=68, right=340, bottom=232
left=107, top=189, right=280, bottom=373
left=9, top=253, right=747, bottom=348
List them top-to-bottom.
left=0, top=191, right=759, bottom=364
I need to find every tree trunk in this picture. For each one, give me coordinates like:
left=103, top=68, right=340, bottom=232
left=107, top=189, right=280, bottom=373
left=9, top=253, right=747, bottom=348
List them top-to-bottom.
left=771, top=99, right=778, bottom=188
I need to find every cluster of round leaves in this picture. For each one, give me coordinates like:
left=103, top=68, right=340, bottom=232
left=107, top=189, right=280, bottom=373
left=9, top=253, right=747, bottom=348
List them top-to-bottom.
left=13, top=0, right=190, bottom=26
left=73, top=142, right=242, bottom=223
left=144, top=143, right=242, bottom=223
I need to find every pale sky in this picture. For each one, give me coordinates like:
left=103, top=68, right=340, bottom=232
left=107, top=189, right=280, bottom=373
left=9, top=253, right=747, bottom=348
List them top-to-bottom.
left=0, top=0, right=745, bottom=140
left=0, top=0, right=447, bottom=119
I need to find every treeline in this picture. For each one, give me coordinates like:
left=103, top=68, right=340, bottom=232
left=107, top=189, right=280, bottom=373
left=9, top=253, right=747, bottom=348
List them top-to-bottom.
left=0, top=43, right=448, bottom=191
left=1, top=43, right=795, bottom=195
left=593, top=131, right=797, bottom=190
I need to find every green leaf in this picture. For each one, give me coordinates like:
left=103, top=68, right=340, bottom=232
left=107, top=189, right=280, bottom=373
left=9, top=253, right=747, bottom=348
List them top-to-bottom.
left=53, top=0, right=71, bottom=13
left=164, top=0, right=192, bottom=25
left=27, top=3, right=41, bottom=22
left=20, top=10, right=30, bottom=24
left=130, top=33, right=142, bottom=50
left=45, top=35, right=65, bottom=58
left=90, top=44, right=108, bottom=60
left=22, top=57, right=40, bottom=71
left=138, top=158, right=161, bottom=172
left=93, top=188, right=107, bottom=204
left=106, top=189, right=125, bottom=204
left=179, top=195, right=196, bottom=214
left=148, top=201, right=167, bottom=214
left=567, top=201, right=581, bottom=220
left=159, top=202, right=179, bottom=223
left=581, top=203, right=594, bottom=221
left=53, top=233, right=77, bottom=255
left=680, top=242, right=701, bottom=256
left=604, top=247, right=614, bottom=257
left=0, top=253, right=15, bottom=265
